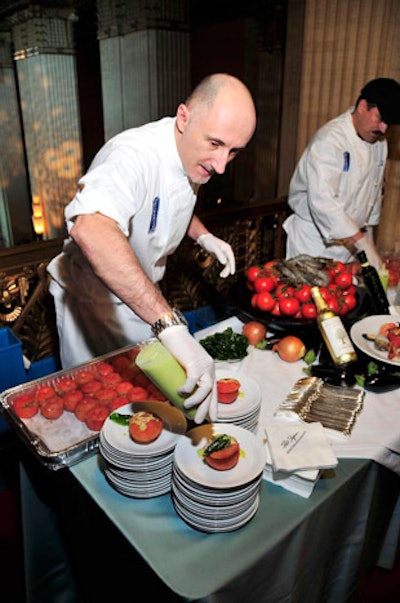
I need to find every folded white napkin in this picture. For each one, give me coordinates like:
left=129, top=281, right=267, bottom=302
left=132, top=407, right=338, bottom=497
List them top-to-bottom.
left=264, top=417, right=338, bottom=473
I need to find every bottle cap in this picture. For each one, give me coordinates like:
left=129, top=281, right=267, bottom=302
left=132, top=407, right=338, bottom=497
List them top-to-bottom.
left=356, top=250, right=367, bottom=263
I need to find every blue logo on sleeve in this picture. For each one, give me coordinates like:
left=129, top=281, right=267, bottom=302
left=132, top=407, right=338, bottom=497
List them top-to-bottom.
left=343, top=151, right=350, bottom=172
left=148, top=196, right=160, bottom=233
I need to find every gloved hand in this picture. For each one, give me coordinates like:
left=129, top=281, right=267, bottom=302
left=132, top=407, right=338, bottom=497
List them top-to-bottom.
left=197, top=233, right=235, bottom=278
left=354, top=235, right=382, bottom=271
left=158, top=324, right=217, bottom=424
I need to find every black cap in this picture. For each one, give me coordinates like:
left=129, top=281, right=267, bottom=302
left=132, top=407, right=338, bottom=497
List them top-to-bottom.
left=360, top=78, right=400, bottom=124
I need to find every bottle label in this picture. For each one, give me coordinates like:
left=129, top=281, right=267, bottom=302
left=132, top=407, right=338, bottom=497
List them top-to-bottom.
left=320, top=317, right=356, bottom=357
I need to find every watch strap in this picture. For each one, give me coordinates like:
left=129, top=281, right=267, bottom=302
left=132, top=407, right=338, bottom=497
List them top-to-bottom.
left=151, top=308, right=188, bottom=337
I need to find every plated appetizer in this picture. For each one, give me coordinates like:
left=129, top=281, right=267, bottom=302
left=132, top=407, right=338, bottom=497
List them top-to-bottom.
left=217, top=378, right=241, bottom=404
left=202, top=433, right=240, bottom=471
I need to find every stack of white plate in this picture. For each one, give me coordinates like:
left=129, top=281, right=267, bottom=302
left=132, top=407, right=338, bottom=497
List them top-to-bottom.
left=216, top=369, right=262, bottom=433
left=99, top=402, right=183, bottom=498
left=172, top=423, right=266, bottom=533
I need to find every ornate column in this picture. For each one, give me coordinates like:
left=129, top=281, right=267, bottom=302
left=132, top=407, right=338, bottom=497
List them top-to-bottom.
left=96, top=0, right=190, bottom=140
left=10, top=6, right=83, bottom=240
left=0, top=32, right=32, bottom=247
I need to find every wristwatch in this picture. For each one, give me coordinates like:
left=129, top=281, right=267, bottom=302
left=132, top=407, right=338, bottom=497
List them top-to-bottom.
left=151, top=308, right=188, bottom=337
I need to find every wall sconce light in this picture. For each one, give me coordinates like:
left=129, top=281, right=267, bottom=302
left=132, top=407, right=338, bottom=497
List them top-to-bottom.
left=31, top=193, right=45, bottom=237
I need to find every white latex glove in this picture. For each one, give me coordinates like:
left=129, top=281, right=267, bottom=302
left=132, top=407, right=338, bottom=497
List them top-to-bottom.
left=197, top=233, right=235, bottom=278
left=354, top=235, right=382, bottom=271
left=158, top=324, right=218, bottom=424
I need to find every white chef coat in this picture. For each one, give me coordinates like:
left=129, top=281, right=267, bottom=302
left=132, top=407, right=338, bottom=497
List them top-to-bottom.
left=283, top=108, right=387, bottom=262
left=48, top=117, right=197, bottom=368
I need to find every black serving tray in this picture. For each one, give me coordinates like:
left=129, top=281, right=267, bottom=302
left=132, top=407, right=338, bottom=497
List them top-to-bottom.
left=228, top=276, right=371, bottom=336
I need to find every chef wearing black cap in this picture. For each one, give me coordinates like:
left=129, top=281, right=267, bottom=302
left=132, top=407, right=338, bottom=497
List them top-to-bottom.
left=283, top=77, right=400, bottom=270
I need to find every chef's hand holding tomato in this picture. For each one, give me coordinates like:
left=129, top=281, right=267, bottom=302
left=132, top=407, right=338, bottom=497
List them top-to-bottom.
left=158, top=325, right=217, bottom=424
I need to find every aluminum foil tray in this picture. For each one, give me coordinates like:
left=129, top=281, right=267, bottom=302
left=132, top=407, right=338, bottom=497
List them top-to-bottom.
left=0, top=341, right=153, bottom=470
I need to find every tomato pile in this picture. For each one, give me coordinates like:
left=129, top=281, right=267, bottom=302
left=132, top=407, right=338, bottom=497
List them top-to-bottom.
left=246, top=260, right=357, bottom=319
left=10, top=348, right=167, bottom=431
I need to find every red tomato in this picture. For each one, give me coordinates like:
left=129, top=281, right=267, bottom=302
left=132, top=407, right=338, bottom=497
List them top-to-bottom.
left=263, top=260, right=279, bottom=272
left=330, top=261, right=346, bottom=275
left=246, top=265, right=261, bottom=283
left=388, top=268, right=399, bottom=287
left=334, top=270, right=353, bottom=289
left=254, top=276, right=275, bottom=293
left=275, top=283, right=295, bottom=298
left=327, top=283, right=341, bottom=296
left=294, top=284, right=312, bottom=303
left=341, top=284, right=357, bottom=296
left=319, top=287, right=330, bottom=301
left=256, top=292, right=275, bottom=312
left=251, top=293, right=259, bottom=308
left=342, top=293, right=357, bottom=312
left=326, top=295, right=340, bottom=314
left=279, top=297, right=300, bottom=316
left=338, top=298, right=350, bottom=316
left=270, top=300, right=281, bottom=316
left=301, top=303, right=317, bottom=319
left=110, top=356, right=130, bottom=373
left=94, top=362, right=114, bottom=377
left=120, top=366, right=140, bottom=381
left=74, top=370, right=94, bottom=385
left=102, top=372, right=122, bottom=385
left=133, top=373, right=152, bottom=388
left=55, top=377, right=77, bottom=394
left=81, top=380, right=102, bottom=395
left=115, top=381, right=134, bottom=395
left=35, top=384, right=57, bottom=404
left=146, top=384, right=167, bottom=401
left=127, top=386, right=149, bottom=402
left=94, top=387, right=117, bottom=404
left=63, top=389, right=84, bottom=412
left=12, top=393, right=39, bottom=419
left=40, top=396, right=64, bottom=420
left=108, top=396, right=129, bottom=411
left=75, top=398, right=98, bottom=422
left=85, top=405, right=109, bottom=431
left=129, top=411, right=163, bottom=444
left=204, top=442, right=240, bottom=471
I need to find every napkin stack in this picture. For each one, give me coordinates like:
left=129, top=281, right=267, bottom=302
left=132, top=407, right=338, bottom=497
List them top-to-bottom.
left=262, top=417, right=338, bottom=498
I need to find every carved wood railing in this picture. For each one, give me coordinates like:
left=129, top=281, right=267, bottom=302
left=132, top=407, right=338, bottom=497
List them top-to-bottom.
left=0, top=197, right=289, bottom=360
left=161, top=197, right=289, bottom=310
left=0, top=239, right=63, bottom=363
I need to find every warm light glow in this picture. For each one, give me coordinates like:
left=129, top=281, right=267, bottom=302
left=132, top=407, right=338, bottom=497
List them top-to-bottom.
left=31, top=194, right=45, bottom=235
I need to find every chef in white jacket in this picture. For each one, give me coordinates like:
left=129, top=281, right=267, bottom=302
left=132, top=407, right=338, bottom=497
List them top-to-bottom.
left=47, top=73, right=256, bottom=424
left=284, top=78, right=400, bottom=270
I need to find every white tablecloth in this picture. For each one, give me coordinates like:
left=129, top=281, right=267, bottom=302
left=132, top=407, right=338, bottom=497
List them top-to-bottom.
left=195, top=317, right=400, bottom=476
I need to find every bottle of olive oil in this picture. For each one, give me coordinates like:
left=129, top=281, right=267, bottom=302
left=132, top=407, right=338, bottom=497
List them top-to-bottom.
left=356, top=251, right=390, bottom=315
left=311, top=286, right=357, bottom=367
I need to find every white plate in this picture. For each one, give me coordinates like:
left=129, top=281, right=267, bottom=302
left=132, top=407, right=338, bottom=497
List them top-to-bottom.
left=350, top=314, right=400, bottom=366
left=215, top=369, right=261, bottom=419
left=101, top=403, right=182, bottom=456
left=173, top=423, right=266, bottom=489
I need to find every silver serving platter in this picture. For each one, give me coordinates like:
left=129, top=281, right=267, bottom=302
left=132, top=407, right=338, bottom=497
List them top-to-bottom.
left=0, top=341, right=152, bottom=470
